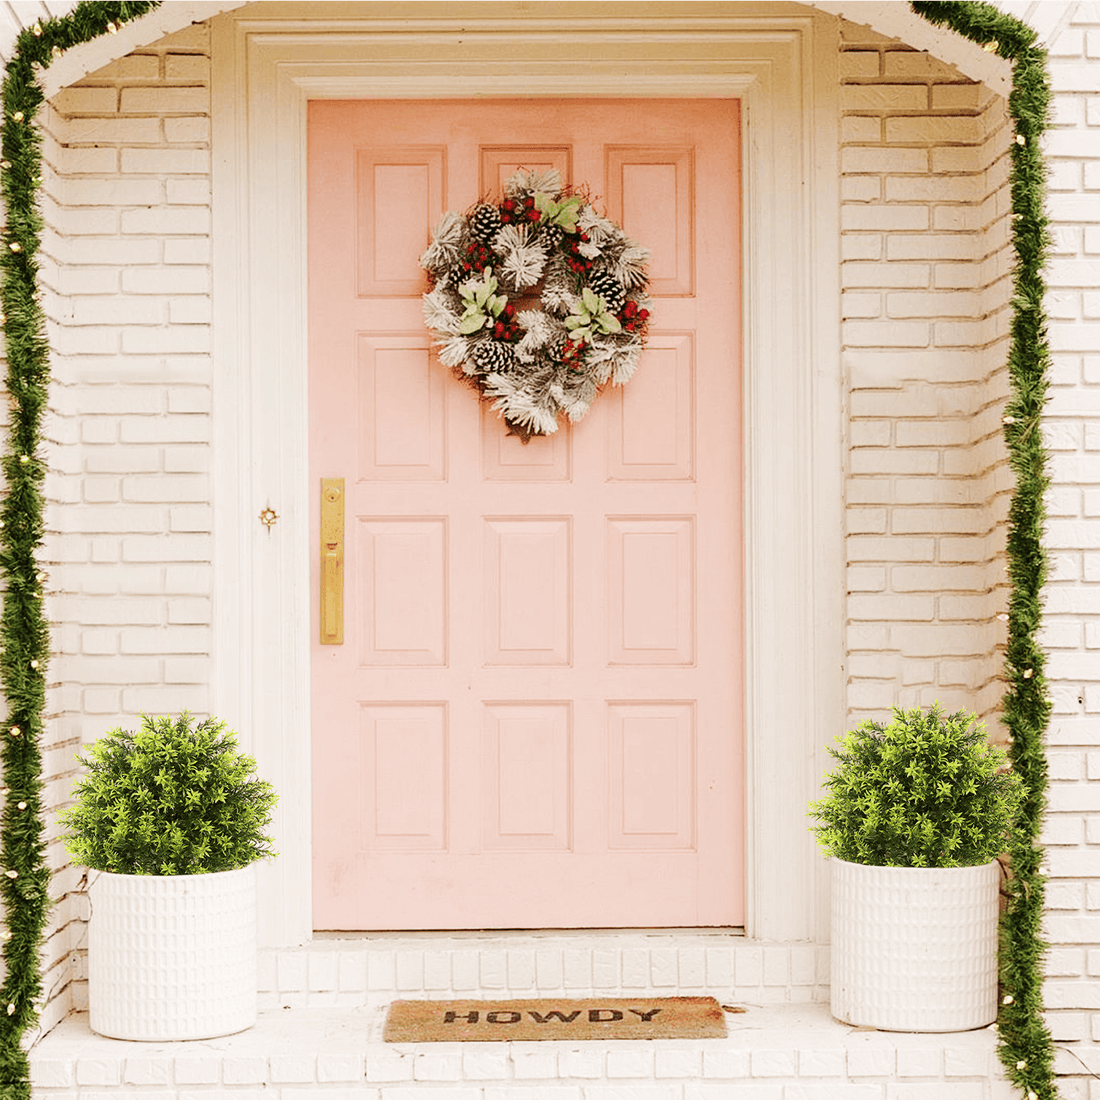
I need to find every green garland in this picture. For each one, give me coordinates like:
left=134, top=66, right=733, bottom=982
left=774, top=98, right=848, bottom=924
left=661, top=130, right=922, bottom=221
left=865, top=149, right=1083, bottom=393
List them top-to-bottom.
left=0, top=0, right=1062, bottom=1096
left=0, top=4, right=160, bottom=1094
left=911, top=5, right=1056, bottom=1099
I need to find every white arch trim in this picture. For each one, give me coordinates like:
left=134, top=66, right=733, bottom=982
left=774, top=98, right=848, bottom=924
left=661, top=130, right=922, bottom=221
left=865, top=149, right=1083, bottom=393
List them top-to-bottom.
left=29, top=0, right=1021, bottom=102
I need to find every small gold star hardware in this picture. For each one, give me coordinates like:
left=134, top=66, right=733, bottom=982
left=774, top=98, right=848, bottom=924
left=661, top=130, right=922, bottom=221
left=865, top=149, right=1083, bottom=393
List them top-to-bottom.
left=106, top=21, right=118, bottom=33
left=31, top=23, right=42, bottom=36
left=982, top=41, right=997, bottom=52
left=12, top=112, right=23, bottom=122
left=1015, top=134, right=1026, bottom=145
left=8, top=242, right=20, bottom=252
left=260, top=507, right=278, bottom=530
left=29, top=660, right=38, bottom=670
left=1023, top=668, right=1033, bottom=678
left=8, top=727, right=19, bottom=737
left=16, top=802, right=25, bottom=811
left=1003, top=994, right=1014, bottom=1005
left=1017, top=1060, right=1027, bottom=1069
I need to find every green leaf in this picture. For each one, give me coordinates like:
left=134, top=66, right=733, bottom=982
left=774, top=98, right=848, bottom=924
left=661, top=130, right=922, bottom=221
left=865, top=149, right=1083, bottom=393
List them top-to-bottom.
left=459, top=313, right=486, bottom=334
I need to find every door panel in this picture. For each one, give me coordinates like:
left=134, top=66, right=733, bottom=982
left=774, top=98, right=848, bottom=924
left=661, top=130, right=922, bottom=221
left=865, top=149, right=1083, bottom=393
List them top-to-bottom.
left=309, top=99, right=742, bottom=929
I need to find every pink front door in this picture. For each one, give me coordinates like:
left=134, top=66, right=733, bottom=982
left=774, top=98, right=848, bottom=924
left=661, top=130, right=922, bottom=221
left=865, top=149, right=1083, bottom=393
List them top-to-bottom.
left=308, top=100, right=743, bottom=930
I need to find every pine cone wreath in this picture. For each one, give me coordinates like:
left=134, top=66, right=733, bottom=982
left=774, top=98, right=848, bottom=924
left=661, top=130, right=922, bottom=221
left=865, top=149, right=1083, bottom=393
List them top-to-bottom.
left=469, top=203, right=503, bottom=243
left=588, top=272, right=626, bottom=314
left=472, top=340, right=516, bottom=373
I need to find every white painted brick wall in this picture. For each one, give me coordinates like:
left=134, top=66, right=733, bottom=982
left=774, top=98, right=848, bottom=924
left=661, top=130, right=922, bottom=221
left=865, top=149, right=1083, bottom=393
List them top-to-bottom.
left=1033, top=0, right=1100, bottom=1073
left=12, top=4, right=1098, bottom=1081
left=35, top=20, right=214, bottom=1035
left=839, top=21, right=1012, bottom=727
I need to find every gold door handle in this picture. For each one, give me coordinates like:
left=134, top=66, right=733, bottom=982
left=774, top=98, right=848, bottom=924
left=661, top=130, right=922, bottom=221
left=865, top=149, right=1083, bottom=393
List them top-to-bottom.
left=320, top=478, right=344, bottom=644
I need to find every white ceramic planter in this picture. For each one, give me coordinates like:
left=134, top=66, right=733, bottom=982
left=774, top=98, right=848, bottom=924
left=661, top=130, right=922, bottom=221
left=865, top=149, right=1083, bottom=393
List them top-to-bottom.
left=830, top=857, right=1000, bottom=1032
left=88, top=865, right=257, bottom=1040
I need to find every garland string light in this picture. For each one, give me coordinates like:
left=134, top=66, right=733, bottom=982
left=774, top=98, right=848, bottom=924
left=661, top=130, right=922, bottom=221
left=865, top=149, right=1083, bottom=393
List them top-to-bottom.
left=0, top=0, right=1062, bottom=1097
left=0, top=3, right=160, bottom=1093
left=911, top=4, right=1057, bottom=1098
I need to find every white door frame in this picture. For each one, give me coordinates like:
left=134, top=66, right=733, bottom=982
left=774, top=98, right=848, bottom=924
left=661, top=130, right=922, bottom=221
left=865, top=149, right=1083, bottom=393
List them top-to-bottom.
left=210, top=3, right=844, bottom=948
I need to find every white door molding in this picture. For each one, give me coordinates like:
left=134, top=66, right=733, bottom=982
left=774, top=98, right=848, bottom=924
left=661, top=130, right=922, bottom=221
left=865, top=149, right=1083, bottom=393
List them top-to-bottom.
left=210, top=3, right=843, bottom=947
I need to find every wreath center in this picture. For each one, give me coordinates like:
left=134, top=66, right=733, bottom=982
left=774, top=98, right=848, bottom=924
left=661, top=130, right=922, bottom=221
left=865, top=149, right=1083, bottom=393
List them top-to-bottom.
left=420, top=168, right=651, bottom=441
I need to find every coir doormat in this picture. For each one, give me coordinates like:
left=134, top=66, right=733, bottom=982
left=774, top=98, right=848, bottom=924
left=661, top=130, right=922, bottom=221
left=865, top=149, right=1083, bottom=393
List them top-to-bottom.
left=384, top=996, right=728, bottom=1042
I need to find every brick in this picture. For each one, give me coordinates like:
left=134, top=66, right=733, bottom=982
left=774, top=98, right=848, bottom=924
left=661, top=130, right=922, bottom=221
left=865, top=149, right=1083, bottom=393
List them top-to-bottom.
left=840, top=52, right=881, bottom=78
left=882, top=52, right=958, bottom=79
left=165, top=54, right=211, bottom=81
left=95, top=55, right=160, bottom=80
left=842, top=85, right=928, bottom=110
left=120, top=86, right=209, bottom=114
left=62, top=116, right=161, bottom=144
left=843, top=116, right=883, bottom=143
left=885, top=116, right=981, bottom=144
left=121, top=147, right=209, bottom=174
left=842, top=147, right=929, bottom=174
left=842, top=205, right=929, bottom=232
left=121, top=207, right=211, bottom=234
left=886, top=235, right=974, bottom=261
left=64, top=237, right=160, bottom=266
left=843, top=262, right=929, bottom=289
left=122, top=267, right=210, bottom=294
left=887, top=291, right=980, bottom=318
left=844, top=321, right=929, bottom=347
left=121, top=326, right=211, bottom=354
left=537, top=948, right=564, bottom=988
left=480, top=949, right=507, bottom=988
left=559, top=1048, right=604, bottom=1078
left=607, top=1048, right=654, bottom=1078
left=701, top=1048, right=751, bottom=1078
left=751, top=1048, right=797, bottom=1076
left=463, top=1049, right=509, bottom=1079
left=655, top=1049, right=701, bottom=1078
left=511, top=1050, right=556, bottom=1078
left=365, top=1051, right=413, bottom=1082
left=317, top=1054, right=365, bottom=1083
left=270, top=1055, right=315, bottom=1083
left=173, top=1057, right=220, bottom=1084
left=75, top=1059, right=122, bottom=1086
left=886, top=1087, right=984, bottom=1100
left=786, top=1088, right=884, bottom=1100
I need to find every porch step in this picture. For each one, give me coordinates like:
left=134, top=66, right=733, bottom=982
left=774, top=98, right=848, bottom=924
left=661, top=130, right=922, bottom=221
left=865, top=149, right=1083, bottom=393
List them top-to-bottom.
left=30, top=1002, right=1010, bottom=1098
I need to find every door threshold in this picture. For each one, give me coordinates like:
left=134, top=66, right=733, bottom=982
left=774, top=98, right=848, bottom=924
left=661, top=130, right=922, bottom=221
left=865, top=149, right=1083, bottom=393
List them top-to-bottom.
left=311, top=927, right=748, bottom=941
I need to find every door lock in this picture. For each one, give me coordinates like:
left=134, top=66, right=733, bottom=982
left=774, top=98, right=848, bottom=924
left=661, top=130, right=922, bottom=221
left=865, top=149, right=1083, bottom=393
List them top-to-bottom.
left=320, top=478, right=344, bottom=645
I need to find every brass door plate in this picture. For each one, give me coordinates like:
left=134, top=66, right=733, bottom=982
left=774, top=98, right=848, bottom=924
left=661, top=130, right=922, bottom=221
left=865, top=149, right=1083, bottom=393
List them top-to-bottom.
left=320, top=478, right=344, bottom=644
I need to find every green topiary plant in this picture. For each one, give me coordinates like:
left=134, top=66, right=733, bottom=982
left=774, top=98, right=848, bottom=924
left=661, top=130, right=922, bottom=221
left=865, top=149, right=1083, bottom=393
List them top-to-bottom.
left=809, top=704, right=1025, bottom=868
left=58, top=712, right=278, bottom=875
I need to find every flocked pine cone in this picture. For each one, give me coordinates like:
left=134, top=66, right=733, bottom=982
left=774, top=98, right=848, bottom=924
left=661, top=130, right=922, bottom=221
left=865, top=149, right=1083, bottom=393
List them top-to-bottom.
left=469, top=203, right=503, bottom=243
left=539, top=224, right=564, bottom=249
left=588, top=272, right=626, bottom=314
left=472, top=340, right=516, bottom=373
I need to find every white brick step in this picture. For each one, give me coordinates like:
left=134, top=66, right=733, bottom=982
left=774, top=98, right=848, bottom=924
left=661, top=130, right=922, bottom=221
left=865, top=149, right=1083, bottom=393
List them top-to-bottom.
left=30, top=1003, right=1009, bottom=1099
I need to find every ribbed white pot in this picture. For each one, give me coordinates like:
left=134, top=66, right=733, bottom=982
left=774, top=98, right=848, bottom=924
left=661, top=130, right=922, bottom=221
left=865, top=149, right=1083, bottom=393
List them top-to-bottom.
left=830, top=858, right=1000, bottom=1032
left=88, top=865, right=257, bottom=1041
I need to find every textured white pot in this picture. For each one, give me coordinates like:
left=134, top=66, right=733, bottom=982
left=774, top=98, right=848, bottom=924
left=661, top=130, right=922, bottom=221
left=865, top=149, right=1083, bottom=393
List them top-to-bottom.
left=830, top=857, right=1000, bottom=1032
left=88, top=865, right=257, bottom=1040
